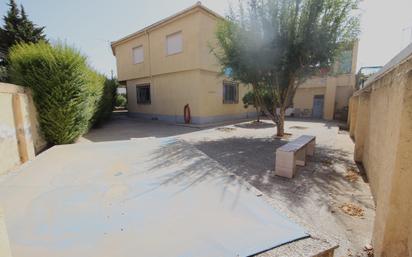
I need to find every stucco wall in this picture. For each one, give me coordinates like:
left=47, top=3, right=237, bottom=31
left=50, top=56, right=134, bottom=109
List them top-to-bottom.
left=113, top=9, right=203, bottom=82
left=198, top=10, right=221, bottom=73
left=114, top=32, right=151, bottom=81
left=348, top=55, right=412, bottom=257
left=126, top=70, right=253, bottom=123
left=126, top=70, right=201, bottom=123
left=197, top=70, right=254, bottom=118
left=293, top=74, right=355, bottom=120
left=0, top=83, right=46, bottom=175
left=335, top=85, right=353, bottom=110
left=293, top=87, right=326, bottom=117
left=0, top=92, right=20, bottom=174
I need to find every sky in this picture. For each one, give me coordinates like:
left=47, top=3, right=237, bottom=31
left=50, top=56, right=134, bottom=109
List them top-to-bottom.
left=1, top=0, right=412, bottom=76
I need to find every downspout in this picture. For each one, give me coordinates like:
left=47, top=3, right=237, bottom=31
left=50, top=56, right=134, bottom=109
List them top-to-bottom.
left=145, top=29, right=153, bottom=80
left=145, top=29, right=155, bottom=120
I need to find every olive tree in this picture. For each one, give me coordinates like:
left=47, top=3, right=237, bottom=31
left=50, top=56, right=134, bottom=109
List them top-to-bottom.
left=214, top=0, right=360, bottom=136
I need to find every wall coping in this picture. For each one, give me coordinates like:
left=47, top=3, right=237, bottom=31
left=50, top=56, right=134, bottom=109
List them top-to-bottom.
left=0, top=83, right=27, bottom=94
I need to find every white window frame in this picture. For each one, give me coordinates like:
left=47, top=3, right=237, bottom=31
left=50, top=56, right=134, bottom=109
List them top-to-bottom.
left=166, top=31, right=183, bottom=56
left=132, top=45, right=144, bottom=64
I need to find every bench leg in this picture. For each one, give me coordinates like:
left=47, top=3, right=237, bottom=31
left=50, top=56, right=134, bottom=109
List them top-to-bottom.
left=306, top=140, right=315, bottom=156
left=295, top=147, right=306, bottom=166
left=275, top=151, right=296, bottom=178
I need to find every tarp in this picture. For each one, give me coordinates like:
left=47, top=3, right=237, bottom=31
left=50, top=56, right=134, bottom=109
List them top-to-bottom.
left=0, top=138, right=308, bottom=257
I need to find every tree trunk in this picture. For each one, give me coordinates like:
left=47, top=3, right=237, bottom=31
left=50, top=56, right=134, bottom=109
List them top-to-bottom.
left=252, top=85, right=260, bottom=122
left=255, top=106, right=260, bottom=122
left=276, top=107, right=285, bottom=137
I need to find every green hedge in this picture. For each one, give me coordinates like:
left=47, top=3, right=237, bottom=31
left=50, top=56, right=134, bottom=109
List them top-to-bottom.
left=9, top=42, right=115, bottom=145
left=93, top=77, right=118, bottom=126
left=115, top=94, right=127, bottom=108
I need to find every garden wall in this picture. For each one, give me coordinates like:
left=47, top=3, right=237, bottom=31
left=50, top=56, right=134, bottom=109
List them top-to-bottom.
left=348, top=44, right=412, bottom=257
left=0, top=83, right=46, bottom=175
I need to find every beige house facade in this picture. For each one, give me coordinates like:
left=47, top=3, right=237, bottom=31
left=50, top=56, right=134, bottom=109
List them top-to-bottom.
left=111, top=3, right=255, bottom=124
left=112, top=3, right=357, bottom=124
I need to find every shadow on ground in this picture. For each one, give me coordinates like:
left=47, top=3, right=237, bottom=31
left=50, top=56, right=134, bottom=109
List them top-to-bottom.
left=83, top=112, right=200, bottom=142
left=83, top=112, right=260, bottom=142
left=235, top=121, right=276, bottom=129
left=191, top=136, right=374, bottom=257
left=192, top=137, right=363, bottom=205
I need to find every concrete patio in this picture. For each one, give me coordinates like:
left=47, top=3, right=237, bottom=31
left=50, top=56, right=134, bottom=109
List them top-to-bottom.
left=79, top=113, right=375, bottom=257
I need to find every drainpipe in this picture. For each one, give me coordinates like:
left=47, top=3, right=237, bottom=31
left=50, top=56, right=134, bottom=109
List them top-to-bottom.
left=145, top=30, right=153, bottom=80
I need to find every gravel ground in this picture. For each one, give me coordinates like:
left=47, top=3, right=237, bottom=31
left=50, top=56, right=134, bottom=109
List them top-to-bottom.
left=82, top=114, right=375, bottom=257
left=180, top=120, right=375, bottom=257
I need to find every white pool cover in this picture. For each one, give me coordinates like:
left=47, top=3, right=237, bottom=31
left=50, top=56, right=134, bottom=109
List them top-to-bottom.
left=0, top=138, right=308, bottom=257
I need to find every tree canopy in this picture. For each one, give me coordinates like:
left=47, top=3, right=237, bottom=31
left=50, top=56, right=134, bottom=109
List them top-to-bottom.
left=0, top=0, right=46, bottom=80
left=214, top=0, right=360, bottom=136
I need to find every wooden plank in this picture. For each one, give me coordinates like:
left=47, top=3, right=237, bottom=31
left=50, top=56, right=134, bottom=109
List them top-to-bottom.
left=12, top=94, right=29, bottom=163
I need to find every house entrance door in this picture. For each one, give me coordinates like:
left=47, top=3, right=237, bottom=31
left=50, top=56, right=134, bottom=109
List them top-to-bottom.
left=312, top=95, right=324, bottom=119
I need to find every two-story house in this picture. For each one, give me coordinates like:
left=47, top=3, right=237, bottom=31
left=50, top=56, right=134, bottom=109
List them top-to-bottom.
left=111, top=2, right=358, bottom=124
left=111, top=3, right=255, bottom=124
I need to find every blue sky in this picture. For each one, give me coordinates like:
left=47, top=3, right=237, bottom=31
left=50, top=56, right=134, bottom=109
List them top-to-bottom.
left=1, top=0, right=412, bottom=76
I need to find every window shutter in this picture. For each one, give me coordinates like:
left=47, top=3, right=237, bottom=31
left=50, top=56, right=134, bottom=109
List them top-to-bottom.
left=166, top=32, right=183, bottom=55
left=133, top=46, right=144, bottom=64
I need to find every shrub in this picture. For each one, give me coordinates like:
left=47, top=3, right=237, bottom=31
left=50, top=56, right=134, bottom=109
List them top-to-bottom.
left=9, top=41, right=111, bottom=144
left=0, top=65, right=7, bottom=82
left=85, top=69, right=105, bottom=127
left=92, top=77, right=118, bottom=126
left=115, top=94, right=127, bottom=108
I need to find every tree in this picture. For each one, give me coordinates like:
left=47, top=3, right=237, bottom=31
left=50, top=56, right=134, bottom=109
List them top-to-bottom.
left=0, top=0, right=46, bottom=80
left=214, top=0, right=360, bottom=136
left=243, top=90, right=276, bottom=123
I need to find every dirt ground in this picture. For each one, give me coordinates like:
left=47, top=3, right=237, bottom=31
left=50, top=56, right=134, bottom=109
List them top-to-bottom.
left=81, top=113, right=375, bottom=257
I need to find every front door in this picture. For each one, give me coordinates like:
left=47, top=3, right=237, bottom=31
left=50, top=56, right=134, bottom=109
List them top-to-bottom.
left=312, top=95, right=324, bottom=119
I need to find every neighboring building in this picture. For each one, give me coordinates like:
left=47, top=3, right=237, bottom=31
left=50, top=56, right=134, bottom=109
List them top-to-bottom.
left=111, top=3, right=255, bottom=124
left=292, top=42, right=359, bottom=120
left=356, top=66, right=382, bottom=90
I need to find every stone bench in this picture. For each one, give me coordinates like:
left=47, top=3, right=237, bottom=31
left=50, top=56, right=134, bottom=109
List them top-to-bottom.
left=275, top=135, right=316, bottom=178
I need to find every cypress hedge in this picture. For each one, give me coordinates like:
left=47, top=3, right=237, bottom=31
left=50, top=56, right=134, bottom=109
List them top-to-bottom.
left=9, top=42, right=115, bottom=145
left=93, top=77, right=118, bottom=126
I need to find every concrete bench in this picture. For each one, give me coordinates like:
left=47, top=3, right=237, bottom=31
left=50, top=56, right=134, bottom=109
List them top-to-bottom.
left=275, top=135, right=316, bottom=178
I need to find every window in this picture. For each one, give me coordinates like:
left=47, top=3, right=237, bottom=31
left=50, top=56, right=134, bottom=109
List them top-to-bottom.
left=166, top=31, right=182, bottom=55
left=133, top=46, right=144, bottom=64
left=336, top=50, right=352, bottom=74
left=223, top=81, right=239, bottom=104
left=136, top=84, right=151, bottom=104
